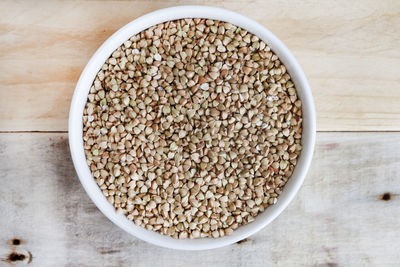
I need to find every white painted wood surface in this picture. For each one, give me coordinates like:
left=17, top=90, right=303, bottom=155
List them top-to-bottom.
left=0, top=133, right=399, bottom=266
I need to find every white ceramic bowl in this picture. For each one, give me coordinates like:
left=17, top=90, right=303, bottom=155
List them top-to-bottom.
left=69, top=5, right=316, bottom=250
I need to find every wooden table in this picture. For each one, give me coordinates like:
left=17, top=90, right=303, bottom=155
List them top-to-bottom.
left=1, top=1, right=399, bottom=266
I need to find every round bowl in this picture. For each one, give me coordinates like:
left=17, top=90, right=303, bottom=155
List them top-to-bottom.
left=69, top=5, right=316, bottom=250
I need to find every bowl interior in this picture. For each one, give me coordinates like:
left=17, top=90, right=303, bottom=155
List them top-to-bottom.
left=69, top=5, right=316, bottom=250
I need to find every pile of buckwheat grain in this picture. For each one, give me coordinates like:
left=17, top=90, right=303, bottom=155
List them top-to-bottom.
left=83, top=18, right=302, bottom=239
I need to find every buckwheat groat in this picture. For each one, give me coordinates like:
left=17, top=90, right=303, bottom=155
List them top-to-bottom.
left=83, top=18, right=302, bottom=239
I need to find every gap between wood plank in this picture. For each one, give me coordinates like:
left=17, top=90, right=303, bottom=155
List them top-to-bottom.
left=1, top=130, right=400, bottom=134
left=317, top=130, right=400, bottom=133
left=0, top=131, right=68, bottom=134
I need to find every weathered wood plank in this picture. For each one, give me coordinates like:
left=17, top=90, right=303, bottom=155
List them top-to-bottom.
left=0, top=0, right=399, bottom=131
left=0, top=132, right=399, bottom=266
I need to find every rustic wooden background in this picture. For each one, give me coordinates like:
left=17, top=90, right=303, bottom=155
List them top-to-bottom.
left=0, top=0, right=399, bottom=266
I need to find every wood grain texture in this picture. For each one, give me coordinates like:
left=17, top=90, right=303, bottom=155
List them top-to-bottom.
left=0, top=0, right=399, bottom=131
left=0, top=132, right=399, bottom=266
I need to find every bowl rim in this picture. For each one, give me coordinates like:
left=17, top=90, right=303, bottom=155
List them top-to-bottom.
left=69, top=5, right=316, bottom=250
